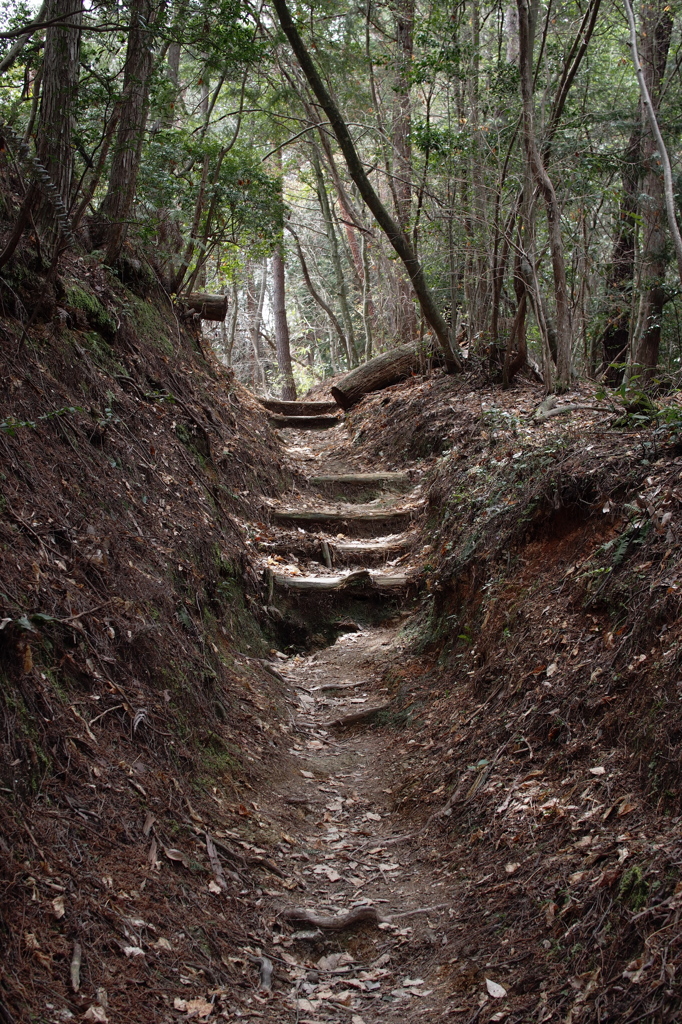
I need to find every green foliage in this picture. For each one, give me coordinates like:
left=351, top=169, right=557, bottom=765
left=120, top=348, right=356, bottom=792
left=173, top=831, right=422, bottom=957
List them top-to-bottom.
left=618, top=865, right=648, bottom=911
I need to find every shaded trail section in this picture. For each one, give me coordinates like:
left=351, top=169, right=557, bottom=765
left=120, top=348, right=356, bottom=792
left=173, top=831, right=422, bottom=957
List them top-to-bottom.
left=241, top=400, right=459, bottom=1021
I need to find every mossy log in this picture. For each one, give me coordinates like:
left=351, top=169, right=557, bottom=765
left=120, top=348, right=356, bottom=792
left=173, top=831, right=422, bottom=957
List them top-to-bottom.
left=183, top=293, right=228, bottom=320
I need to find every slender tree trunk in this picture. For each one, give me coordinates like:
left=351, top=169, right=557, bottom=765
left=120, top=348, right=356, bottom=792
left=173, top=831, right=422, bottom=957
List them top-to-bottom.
left=35, top=0, right=83, bottom=248
left=98, top=0, right=155, bottom=263
left=271, top=0, right=461, bottom=370
left=392, top=0, right=418, bottom=342
left=517, top=0, right=572, bottom=388
left=631, top=0, right=674, bottom=374
left=71, top=103, right=121, bottom=234
left=600, top=123, right=640, bottom=377
left=312, top=150, right=358, bottom=367
left=289, top=228, right=349, bottom=357
left=361, top=232, right=374, bottom=359
left=272, top=244, right=297, bottom=400
left=226, top=278, right=239, bottom=367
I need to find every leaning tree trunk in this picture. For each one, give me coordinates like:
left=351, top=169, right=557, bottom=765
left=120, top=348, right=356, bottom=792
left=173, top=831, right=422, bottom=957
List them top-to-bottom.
left=35, top=0, right=83, bottom=249
left=98, top=0, right=155, bottom=264
left=271, top=0, right=461, bottom=371
left=632, top=0, right=673, bottom=375
left=272, top=243, right=297, bottom=401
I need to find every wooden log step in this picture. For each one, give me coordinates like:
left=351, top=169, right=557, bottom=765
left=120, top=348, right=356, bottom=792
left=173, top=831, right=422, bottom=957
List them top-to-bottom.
left=260, top=399, right=339, bottom=416
left=268, top=414, right=342, bottom=430
left=309, top=472, right=410, bottom=488
left=270, top=506, right=415, bottom=536
left=257, top=532, right=415, bottom=565
left=333, top=535, right=414, bottom=557
left=272, top=568, right=410, bottom=592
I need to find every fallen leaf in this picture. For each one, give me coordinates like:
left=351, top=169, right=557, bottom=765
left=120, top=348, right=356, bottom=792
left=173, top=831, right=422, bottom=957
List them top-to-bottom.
left=545, top=662, right=558, bottom=678
left=589, top=767, right=606, bottom=776
left=164, top=846, right=190, bottom=868
left=505, top=862, right=520, bottom=875
left=208, top=880, right=222, bottom=894
left=52, top=897, right=65, bottom=919
left=154, top=937, right=172, bottom=950
left=122, top=946, right=145, bottom=957
left=403, top=977, right=424, bottom=987
left=485, top=978, right=507, bottom=999
left=185, top=997, right=213, bottom=1018
left=83, top=1007, right=108, bottom=1022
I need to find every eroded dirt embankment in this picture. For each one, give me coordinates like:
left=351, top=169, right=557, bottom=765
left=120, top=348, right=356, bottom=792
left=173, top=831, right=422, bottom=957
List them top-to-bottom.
left=0, top=254, right=298, bottom=1024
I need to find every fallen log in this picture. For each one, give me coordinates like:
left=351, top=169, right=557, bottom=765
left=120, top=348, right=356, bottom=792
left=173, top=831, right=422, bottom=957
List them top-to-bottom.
left=181, top=292, right=228, bottom=321
left=330, top=341, right=444, bottom=410
left=326, top=702, right=392, bottom=728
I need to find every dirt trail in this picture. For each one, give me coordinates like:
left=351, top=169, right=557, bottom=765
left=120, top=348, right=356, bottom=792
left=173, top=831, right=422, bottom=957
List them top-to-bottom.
left=244, top=413, right=462, bottom=1023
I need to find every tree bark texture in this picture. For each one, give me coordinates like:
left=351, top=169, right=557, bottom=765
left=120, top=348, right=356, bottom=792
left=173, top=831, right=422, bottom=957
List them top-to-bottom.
left=35, top=0, right=83, bottom=245
left=98, top=0, right=155, bottom=264
left=271, top=0, right=461, bottom=371
left=517, top=0, right=572, bottom=388
left=631, top=0, right=674, bottom=373
left=600, top=123, right=640, bottom=376
left=272, top=244, right=297, bottom=401
left=330, top=341, right=444, bottom=409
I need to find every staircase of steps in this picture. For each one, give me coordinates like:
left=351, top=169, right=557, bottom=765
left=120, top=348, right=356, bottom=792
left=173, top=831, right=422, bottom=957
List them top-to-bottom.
left=259, top=398, right=343, bottom=431
left=255, top=410, right=423, bottom=605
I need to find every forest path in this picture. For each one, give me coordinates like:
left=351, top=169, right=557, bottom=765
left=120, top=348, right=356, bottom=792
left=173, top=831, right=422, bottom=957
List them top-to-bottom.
left=245, top=409, right=458, bottom=1023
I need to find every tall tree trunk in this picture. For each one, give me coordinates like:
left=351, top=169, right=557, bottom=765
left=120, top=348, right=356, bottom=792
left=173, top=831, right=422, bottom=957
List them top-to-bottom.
left=35, top=0, right=83, bottom=249
left=98, top=0, right=155, bottom=263
left=271, top=0, right=461, bottom=370
left=392, top=0, right=418, bottom=342
left=517, top=0, right=572, bottom=388
left=631, top=0, right=674, bottom=374
left=600, top=123, right=640, bottom=377
left=312, top=150, right=358, bottom=367
left=361, top=232, right=374, bottom=359
left=272, top=244, right=297, bottom=400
